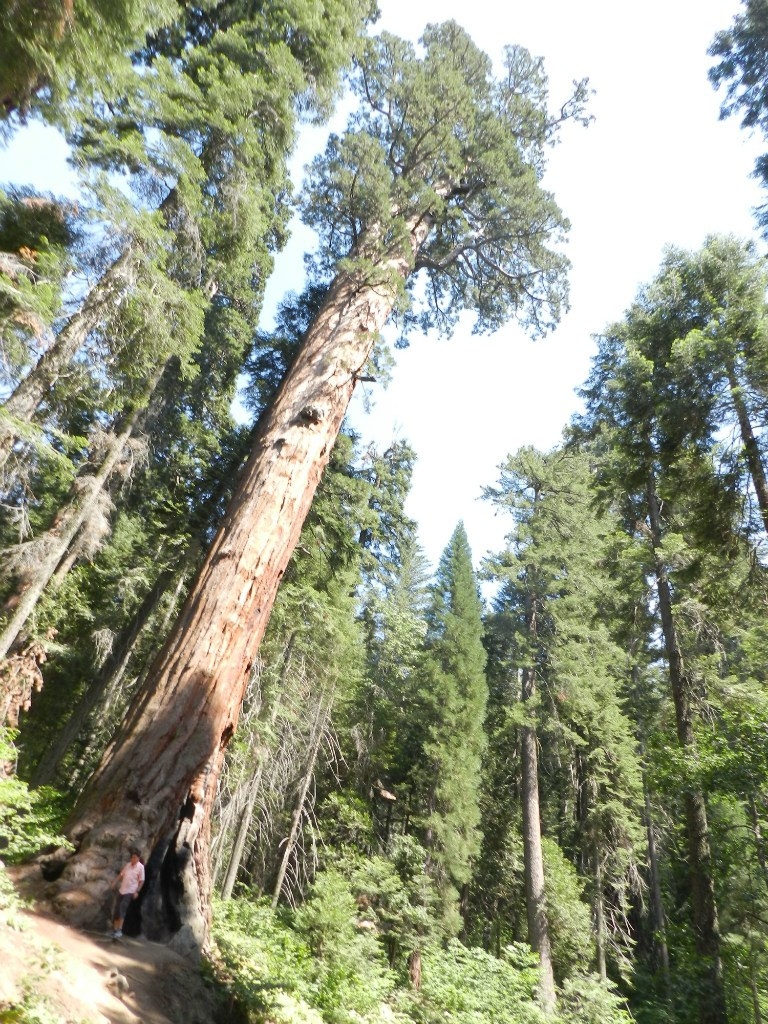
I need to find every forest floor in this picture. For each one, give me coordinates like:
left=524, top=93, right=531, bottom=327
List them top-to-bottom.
left=1, top=863, right=227, bottom=1024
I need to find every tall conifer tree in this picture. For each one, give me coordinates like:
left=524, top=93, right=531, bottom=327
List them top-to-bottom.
left=418, top=523, right=488, bottom=936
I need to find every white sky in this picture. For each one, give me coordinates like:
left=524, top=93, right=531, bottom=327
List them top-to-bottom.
left=0, top=0, right=764, bottom=575
left=343, top=0, right=767, bottom=571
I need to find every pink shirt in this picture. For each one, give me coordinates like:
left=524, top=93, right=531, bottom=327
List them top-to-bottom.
left=118, top=859, right=145, bottom=896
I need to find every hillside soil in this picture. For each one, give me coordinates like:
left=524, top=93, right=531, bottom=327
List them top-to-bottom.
left=1, top=863, right=227, bottom=1024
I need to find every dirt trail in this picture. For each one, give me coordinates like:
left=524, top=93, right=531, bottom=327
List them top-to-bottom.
left=1, top=864, right=225, bottom=1024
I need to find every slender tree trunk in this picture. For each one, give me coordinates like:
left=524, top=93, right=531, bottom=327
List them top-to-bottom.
left=48, top=221, right=431, bottom=955
left=0, top=250, right=137, bottom=461
left=727, top=363, right=768, bottom=536
left=0, top=391, right=158, bottom=665
left=646, top=471, right=727, bottom=1024
left=30, top=564, right=180, bottom=787
left=521, top=664, right=557, bottom=1014
left=271, top=690, right=332, bottom=907
left=643, top=772, right=671, bottom=989
left=749, top=795, right=768, bottom=890
left=594, top=855, right=607, bottom=983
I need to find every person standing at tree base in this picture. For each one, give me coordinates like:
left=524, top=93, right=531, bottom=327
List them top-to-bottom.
left=111, top=847, right=144, bottom=938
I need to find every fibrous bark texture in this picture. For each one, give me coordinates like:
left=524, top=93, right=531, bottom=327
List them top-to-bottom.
left=50, top=226, right=427, bottom=956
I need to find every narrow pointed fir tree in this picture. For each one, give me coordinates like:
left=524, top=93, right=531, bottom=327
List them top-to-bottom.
left=45, top=22, right=589, bottom=952
left=417, top=523, right=488, bottom=938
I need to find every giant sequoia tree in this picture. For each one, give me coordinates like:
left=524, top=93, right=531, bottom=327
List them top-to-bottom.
left=49, top=22, right=588, bottom=953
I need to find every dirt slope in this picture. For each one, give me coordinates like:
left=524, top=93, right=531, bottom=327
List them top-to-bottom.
left=1, top=864, right=226, bottom=1024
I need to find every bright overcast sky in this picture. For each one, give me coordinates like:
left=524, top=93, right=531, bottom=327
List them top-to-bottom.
left=341, top=0, right=768, bottom=571
left=0, top=1, right=764, bottom=577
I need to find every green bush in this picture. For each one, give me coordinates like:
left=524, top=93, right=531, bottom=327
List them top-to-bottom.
left=0, top=730, right=71, bottom=862
left=293, top=868, right=395, bottom=1023
left=214, top=875, right=395, bottom=1024
left=213, top=896, right=313, bottom=1022
left=408, top=940, right=546, bottom=1024
left=558, top=975, right=634, bottom=1024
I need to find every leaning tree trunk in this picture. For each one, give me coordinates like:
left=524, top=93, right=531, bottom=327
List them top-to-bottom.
left=47, top=220, right=431, bottom=956
left=0, top=250, right=137, bottom=464
left=727, top=363, right=768, bottom=537
left=0, top=394, right=158, bottom=667
left=646, top=471, right=727, bottom=1024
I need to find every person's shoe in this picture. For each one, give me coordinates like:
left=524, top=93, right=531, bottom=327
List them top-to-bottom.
left=112, top=929, right=123, bottom=939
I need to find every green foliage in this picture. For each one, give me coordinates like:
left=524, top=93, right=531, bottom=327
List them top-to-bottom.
left=0, top=0, right=177, bottom=127
left=0, top=0, right=372, bottom=683
left=710, top=0, right=768, bottom=229
left=302, top=21, right=590, bottom=337
left=0, top=188, right=79, bottom=381
left=572, top=235, right=768, bottom=1020
left=481, top=447, right=644, bottom=985
left=416, top=524, right=488, bottom=934
left=0, top=730, right=71, bottom=861
left=344, top=836, right=441, bottom=974
left=541, top=839, right=595, bottom=980
left=0, top=860, right=26, bottom=930
left=294, top=868, right=395, bottom=1022
left=214, top=876, right=395, bottom=1024
left=213, top=883, right=569, bottom=1024
left=213, top=896, right=315, bottom=1021
left=408, top=940, right=545, bottom=1024
left=557, top=975, right=633, bottom=1024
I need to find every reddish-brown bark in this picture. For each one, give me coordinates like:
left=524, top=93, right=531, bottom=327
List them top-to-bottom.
left=49, top=225, right=429, bottom=955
